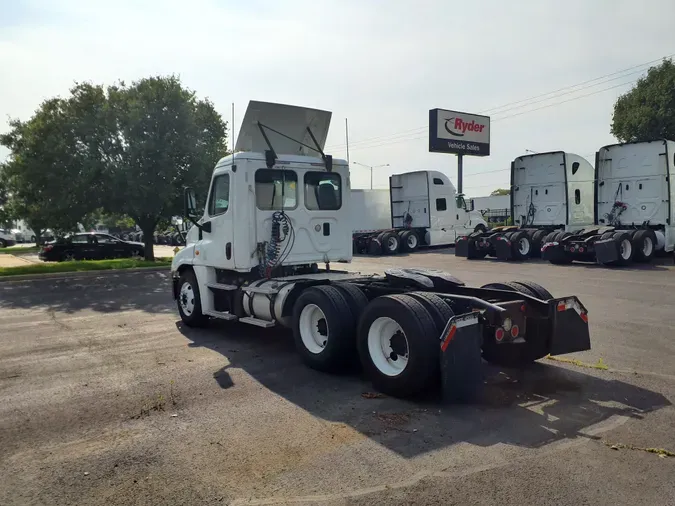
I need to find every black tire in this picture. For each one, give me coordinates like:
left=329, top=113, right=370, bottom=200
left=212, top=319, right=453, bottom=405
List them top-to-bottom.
left=474, top=224, right=487, bottom=234
left=530, top=229, right=548, bottom=254
left=631, top=229, right=656, bottom=263
left=400, top=230, right=419, bottom=252
left=510, top=230, right=532, bottom=260
left=542, top=231, right=557, bottom=244
left=380, top=232, right=400, bottom=255
left=600, top=232, right=614, bottom=240
left=608, top=232, right=634, bottom=266
left=368, top=238, right=382, bottom=256
left=0, top=239, right=6, bottom=248
left=62, top=251, right=76, bottom=262
left=177, top=270, right=209, bottom=327
left=509, top=280, right=553, bottom=300
left=480, top=282, right=548, bottom=367
left=480, top=282, right=534, bottom=296
left=333, top=283, right=369, bottom=322
left=293, top=286, right=356, bottom=373
left=407, top=292, right=455, bottom=334
left=357, top=294, right=439, bottom=398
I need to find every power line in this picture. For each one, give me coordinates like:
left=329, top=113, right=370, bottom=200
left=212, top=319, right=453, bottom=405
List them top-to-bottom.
left=326, top=53, right=672, bottom=152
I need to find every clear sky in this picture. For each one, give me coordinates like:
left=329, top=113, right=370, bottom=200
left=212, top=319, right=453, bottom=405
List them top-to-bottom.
left=1, top=0, right=674, bottom=196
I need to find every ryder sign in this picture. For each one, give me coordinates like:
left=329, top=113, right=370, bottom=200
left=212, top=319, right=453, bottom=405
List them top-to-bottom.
left=429, top=109, right=490, bottom=156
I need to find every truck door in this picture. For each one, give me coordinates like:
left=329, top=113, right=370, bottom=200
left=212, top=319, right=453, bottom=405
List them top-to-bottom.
left=197, top=172, right=235, bottom=268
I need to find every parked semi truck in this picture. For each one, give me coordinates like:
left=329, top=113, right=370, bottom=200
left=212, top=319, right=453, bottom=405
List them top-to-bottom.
left=171, top=100, right=591, bottom=399
left=542, top=139, right=674, bottom=266
left=456, top=151, right=595, bottom=260
left=352, top=170, right=488, bottom=255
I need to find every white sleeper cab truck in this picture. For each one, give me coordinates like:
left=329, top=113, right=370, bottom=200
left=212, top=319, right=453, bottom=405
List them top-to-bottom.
left=171, top=100, right=591, bottom=399
left=543, top=139, right=675, bottom=266
left=456, top=151, right=595, bottom=261
left=352, top=170, right=488, bottom=255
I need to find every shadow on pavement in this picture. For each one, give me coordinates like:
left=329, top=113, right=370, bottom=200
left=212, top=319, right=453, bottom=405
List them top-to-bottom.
left=0, top=271, right=174, bottom=315
left=177, top=319, right=671, bottom=459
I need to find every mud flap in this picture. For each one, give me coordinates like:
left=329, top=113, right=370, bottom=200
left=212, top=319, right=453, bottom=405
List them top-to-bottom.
left=455, top=236, right=469, bottom=257
left=494, top=237, right=512, bottom=260
left=594, top=238, right=619, bottom=264
left=541, top=242, right=565, bottom=262
left=548, top=297, right=591, bottom=356
left=439, top=313, right=483, bottom=403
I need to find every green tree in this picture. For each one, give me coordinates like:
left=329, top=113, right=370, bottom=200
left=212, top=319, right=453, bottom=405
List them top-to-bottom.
left=611, top=58, right=675, bottom=142
left=104, top=76, right=227, bottom=259
left=0, top=85, right=114, bottom=238
left=490, top=188, right=510, bottom=196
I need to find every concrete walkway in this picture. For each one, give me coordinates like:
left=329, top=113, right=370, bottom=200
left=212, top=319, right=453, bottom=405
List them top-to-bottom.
left=0, top=254, right=35, bottom=268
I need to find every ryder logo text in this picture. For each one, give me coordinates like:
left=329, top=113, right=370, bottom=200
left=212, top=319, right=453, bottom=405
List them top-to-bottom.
left=444, top=117, right=487, bottom=137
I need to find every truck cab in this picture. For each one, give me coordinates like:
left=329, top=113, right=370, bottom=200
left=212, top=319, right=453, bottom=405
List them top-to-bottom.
left=390, top=170, right=486, bottom=246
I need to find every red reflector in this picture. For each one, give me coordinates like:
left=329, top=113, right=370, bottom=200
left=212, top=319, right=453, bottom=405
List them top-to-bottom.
left=43, top=245, right=53, bottom=252
left=579, top=247, right=584, bottom=253
left=557, top=302, right=566, bottom=312
left=520, top=304, right=526, bottom=312
left=580, top=312, right=588, bottom=323
left=441, top=325, right=457, bottom=352
left=511, top=325, right=519, bottom=338
left=495, top=327, right=505, bottom=342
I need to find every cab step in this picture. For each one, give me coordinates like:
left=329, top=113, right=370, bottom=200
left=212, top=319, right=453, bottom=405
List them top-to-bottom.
left=204, top=309, right=238, bottom=321
left=239, top=316, right=276, bottom=328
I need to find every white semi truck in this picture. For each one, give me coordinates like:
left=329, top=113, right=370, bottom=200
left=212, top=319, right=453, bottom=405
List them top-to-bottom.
left=171, top=100, right=591, bottom=399
left=542, top=139, right=674, bottom=266
left=456, top=151, right=595, bottom=260
left=352, top=171, right=488, bottom=255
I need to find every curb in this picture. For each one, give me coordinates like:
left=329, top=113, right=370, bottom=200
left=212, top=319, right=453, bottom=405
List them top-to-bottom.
left=0, top=265, right=171, bottom=284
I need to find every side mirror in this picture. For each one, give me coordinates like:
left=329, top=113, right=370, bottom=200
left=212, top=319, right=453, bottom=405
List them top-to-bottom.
left=184, top=187, right=197, bottom=217
left=469, top=200, right=475, bottom=211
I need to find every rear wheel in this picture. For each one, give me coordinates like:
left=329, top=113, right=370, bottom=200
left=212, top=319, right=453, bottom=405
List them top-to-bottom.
left=632, top=229, right=656, bottom=263
left=400, top=230, right=419, bottom=252
left=510, top=230, right=532, bottom=260
left=379, top=232, right=400, bottom=255
left=606, top=232, right=634, bottom=266
left=0, top=239, right=6, bottom=248
left=62, top=251, right=76, bottom=262
left=177, top=270, right=209, bottom=327
left=509, top=280, right=553, bottom=300
left=479, top=282, right=549, bottom=367
left=333, top=283, right=369, bottom=322
left=293, top=286, right=356, bottom=372
left=407, top=292, right=455, bottom=333
left=358, top=294, right=439, bottom=398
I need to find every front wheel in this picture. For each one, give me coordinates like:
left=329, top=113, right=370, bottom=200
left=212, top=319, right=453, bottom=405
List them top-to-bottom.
left=0, top=239, right=6, bottom=248
left=177, top=270, right=209, bottom=327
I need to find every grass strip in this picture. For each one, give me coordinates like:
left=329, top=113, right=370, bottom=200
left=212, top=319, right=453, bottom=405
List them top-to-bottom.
left=0, top=257, right=171, bottom=277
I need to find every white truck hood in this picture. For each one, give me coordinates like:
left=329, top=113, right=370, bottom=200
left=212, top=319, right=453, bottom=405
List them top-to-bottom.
left=235, top=100, right=332, bottom=156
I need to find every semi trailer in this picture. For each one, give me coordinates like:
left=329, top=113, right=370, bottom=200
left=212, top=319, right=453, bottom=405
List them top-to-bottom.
left=171, top=100, right=591, bottom=399
left=542, top=139, right=674, bottom=266
left=455, top=151, right=595, bottom=260
left=352, top=170, right=488, bottom=255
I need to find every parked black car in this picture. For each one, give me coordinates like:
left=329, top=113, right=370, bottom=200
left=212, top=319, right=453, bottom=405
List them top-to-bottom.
left=39, top=233, right=145, bottom=262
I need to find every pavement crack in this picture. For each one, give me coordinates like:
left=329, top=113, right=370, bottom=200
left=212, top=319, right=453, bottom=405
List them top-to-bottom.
left=48, top=309, right=70, bottom=330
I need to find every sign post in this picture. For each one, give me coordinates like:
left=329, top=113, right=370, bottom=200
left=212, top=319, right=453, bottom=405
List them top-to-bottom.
left=428, top=109, right=491, bottom=195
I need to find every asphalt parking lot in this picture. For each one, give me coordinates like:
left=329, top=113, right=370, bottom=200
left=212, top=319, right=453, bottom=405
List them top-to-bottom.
left=1, top=251, right=674, bottom=505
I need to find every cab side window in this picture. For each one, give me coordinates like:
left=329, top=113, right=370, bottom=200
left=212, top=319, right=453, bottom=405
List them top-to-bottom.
left=208, top=174, right=230, bottom=216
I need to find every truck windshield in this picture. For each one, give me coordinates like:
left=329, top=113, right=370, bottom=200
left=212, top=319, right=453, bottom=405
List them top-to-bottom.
left=255, top=169, right=298, bottom=210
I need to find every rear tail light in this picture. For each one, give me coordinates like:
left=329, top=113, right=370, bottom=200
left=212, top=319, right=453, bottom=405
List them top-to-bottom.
left=42, top=245, right=53, bottom=252
left=578, top=247, right=584, bottom=253
left=501, top=317, right=513, bottom=331
left=511, top=325, right=520, bottom=338
left=495, top=327, right=505, bottom=342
